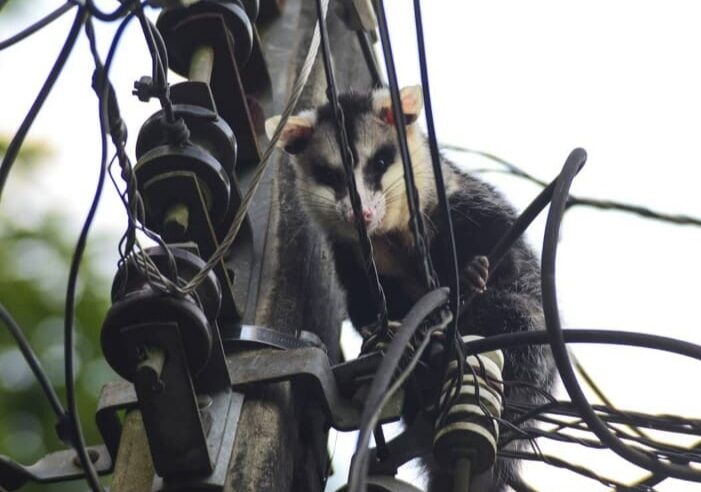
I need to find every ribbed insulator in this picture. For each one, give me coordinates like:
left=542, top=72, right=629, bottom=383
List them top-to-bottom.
left=433, top=335, right=505, bottom=474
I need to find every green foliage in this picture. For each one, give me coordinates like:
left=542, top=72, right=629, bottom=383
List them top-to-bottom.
left=0, top=0, right=35, bottom=15
left=0, top=136, right=117, bottom=491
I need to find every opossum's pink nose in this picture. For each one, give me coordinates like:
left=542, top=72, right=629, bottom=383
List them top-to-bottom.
left=346, top=208, right=375, bottom=226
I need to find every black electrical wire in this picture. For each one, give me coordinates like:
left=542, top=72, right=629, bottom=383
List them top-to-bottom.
left=83, top=0, right=133, bottom=22
left=313, top=0, right=388, bottom=330
left=375, top=0, right=437, bottom=292
left=411, top=0, right=461, bottom=374
left=0, top=2, right=75, bottom=51
left=133, top=2, right=175, bottom=122
left=98, top=3, right=181, bottom=292
left=0, top=6, right=88, bottom=204
left=60, top=17, right=118, bottom=492
left=147, top=17, right=169, bottom=81
left=356, top=30, right=383, bottom=88
left=448, top=144, right=701, bottom=228
left=540, top=148, right=701, bottom=482
left=438, top=153, right=577, bottom=425
left=456, top=160, right=570, bottom=320
left=348, top=287, right=449, bottom=492
left=0, top=303, right=66, bottom=420
left=462, top=328, right=701, bottom=365
left=571, top=353, right=648, bottom=440
left=506, top=399, right=701, bottom=438
left=499, top=417, right=701, bottom=478
left=506, top=418, right=701, bottom=466
left=515, top=424, right=606, bottom=450
left=633, top=441, right=701, bottom=489
left=500, top=449, right=645, bottom=490
left=507, top=475, right=539, bottom=492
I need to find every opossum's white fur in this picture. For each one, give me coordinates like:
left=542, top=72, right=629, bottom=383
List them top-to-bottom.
left=266, top=85, right=443, bottom=245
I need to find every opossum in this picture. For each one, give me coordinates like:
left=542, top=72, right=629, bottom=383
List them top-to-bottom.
left=266, top=85, right=555, bottom=491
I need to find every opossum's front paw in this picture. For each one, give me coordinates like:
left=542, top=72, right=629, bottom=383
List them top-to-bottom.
left=464, top=255, right=489, bottom=293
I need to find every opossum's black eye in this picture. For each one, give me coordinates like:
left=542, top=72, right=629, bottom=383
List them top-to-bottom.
left=370, top=145, right=396, bottom=175
left=374, top=158, right=388, bottom=172
left=312, top=164, right=345, bottom=190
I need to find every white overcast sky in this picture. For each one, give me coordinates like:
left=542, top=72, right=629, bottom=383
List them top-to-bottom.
left=2, top=1, right=701, bottom=491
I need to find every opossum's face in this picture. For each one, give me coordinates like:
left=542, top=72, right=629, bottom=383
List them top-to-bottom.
left=265, top=86, right=432, bottom=240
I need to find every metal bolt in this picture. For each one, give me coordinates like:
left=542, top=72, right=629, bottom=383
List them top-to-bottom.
left=197, top=394, right=213, bottom=410
left=73, top=449, right=100, bottom=468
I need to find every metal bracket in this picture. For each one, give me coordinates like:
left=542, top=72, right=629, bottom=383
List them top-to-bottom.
left=138, top=160, right=245, bottom=321
left=126, top=322, right=213, bottom=476
left=221, top=324, right=325, bottom=350
left=227, top=347, right=403, bottom=431
left=95, top=380, right=244, bottom=491
left=96, top=381, right=139, bottom=461
left=152, top=391, right=244, bottom=491
left=0, top=445, right=112, bottom=491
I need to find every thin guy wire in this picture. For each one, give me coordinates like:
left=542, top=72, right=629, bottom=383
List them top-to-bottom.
left=177, top=0, right=331, bottom=295
left=447, top=144, right=701, bottom=227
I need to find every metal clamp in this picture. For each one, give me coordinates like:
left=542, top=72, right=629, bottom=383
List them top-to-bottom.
left=221, top=324, right=325, bottom=350
left=227, top=346, right=403, bottom=431
left=0, top=445, right=112, bottom=491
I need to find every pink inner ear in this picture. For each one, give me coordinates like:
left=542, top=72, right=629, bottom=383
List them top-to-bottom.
left=380, top=107, right=395, bottom=126
left=380, top=107, right=418, bottom=126
left=283, top=125, right=312, bottom=145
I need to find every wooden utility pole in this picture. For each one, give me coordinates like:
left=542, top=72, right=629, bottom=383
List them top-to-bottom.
left=109, top=1, right=372, bottom=491
left=225, top=1, right=372, bottom=490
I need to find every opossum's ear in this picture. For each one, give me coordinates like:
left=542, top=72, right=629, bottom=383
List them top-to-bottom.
left=371, top=85, right=423, bottom=126
left=265, top=110, right=316, bottom=154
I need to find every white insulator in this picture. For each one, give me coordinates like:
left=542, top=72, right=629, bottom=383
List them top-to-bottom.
left=462, top=334, right=505, bottom=372
left=433, top=335, right=506, bottom=474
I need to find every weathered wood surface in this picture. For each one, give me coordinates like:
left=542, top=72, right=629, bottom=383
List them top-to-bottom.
left=225, top=0, right=372, bottom=490
left=110, top=411, right=155, bottom=492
